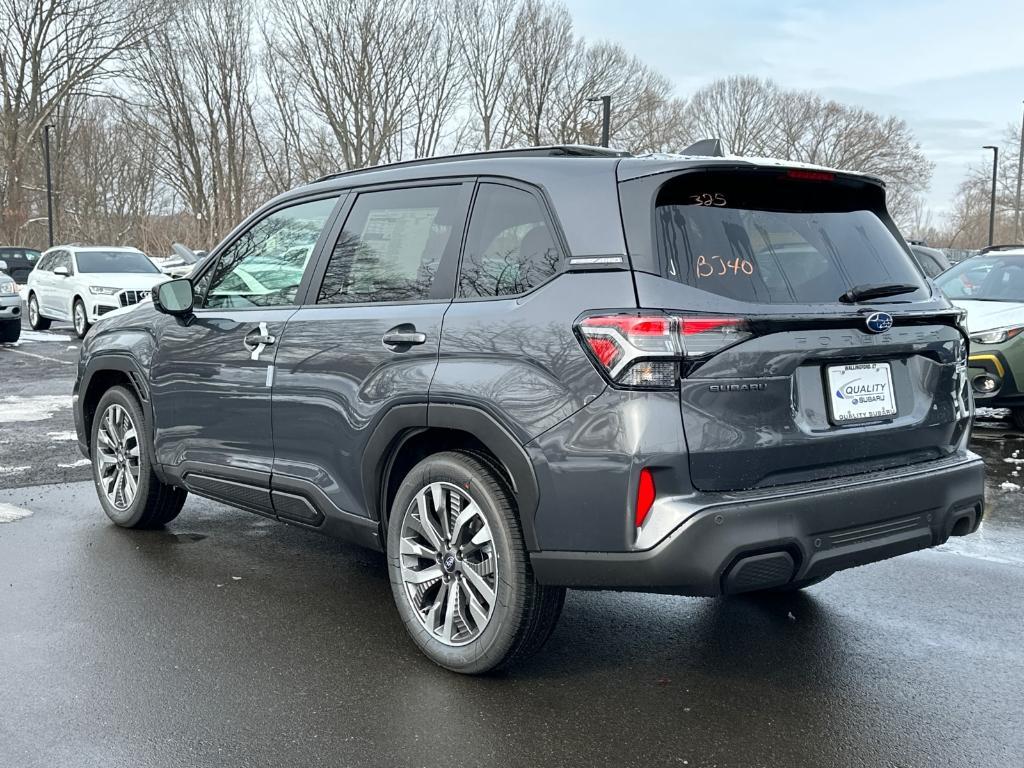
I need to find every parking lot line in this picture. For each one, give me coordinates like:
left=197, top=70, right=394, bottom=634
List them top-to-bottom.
left=0, top=347, right=75, bottom=365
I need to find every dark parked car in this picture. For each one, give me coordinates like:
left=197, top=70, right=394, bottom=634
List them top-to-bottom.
left=73, top=146, right=985, bottom=673
left=908, top=244, right=952, bottom=279
left=936, top=245, right=1024, bottom=427
left=0, top=246, right=41, bottom=283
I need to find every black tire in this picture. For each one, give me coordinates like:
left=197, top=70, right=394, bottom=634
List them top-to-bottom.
left=27, top=292, right=51, bottom=330
left=72, top=298, right=90, bottom=339
left=0, top=319, right=19, bottom=343
left=90, top=385, right=187, bottom=528
left=1011, top=408, right=1024, bottom=431
left=387, top=450, right=565, bottom=674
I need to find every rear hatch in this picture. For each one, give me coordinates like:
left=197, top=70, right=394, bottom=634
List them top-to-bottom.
left=618, top=165, right=970, bottom=492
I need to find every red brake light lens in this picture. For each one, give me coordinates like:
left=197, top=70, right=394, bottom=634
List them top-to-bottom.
left=785, top=169, right=834, bottom=182
left=577, top=313, right=751, bottom=389
left=636, top=468, right=655, bottom=528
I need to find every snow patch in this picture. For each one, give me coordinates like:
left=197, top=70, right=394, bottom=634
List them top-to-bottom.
left=17, top=330, right=72, bottom=343
left=0, top=395, right=71, bottom=422
left=47, top=431, right=77, bottom=441
left=57, top=459, right=90, bottom=468
left=0, top=465, right=30, bottom=475
left=999, top=481, right=1020, bottom=491
left=0, top=503, right=33, bottom=523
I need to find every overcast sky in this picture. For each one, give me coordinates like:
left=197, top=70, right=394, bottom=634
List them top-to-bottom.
left=563, top=0, right=1023, bottom=218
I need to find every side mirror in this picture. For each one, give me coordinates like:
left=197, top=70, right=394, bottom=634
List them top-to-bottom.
left=53, top=266, right=70, bottom=277
left=153, top=278, right=194, bottom=316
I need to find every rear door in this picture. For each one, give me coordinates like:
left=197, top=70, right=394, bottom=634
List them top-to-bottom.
left=621, top=167, right=970, bottom=491
left=270, top=181, right=471, bottom=522
left=47, top=250, right=72, bottom=318
left=29, top=253, right=53, bottom=310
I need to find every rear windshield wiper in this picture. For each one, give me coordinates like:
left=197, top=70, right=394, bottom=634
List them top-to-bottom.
left=839, top=283, right=920, bottom=303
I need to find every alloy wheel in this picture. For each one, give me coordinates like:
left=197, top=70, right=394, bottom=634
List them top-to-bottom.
left=29, top=297, right=38, bottom=325
left=74, top=303, right=86, bottom=336
left=95, top=403, right=141, bottom=510
left=399, top=481, right=497, bottom=646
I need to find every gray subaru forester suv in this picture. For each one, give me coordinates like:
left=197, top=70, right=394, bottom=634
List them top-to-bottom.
left=73, top=145, right=985, bottom=673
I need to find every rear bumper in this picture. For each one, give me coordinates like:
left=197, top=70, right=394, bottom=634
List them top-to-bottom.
left=530, top=453, right=985, bottom=595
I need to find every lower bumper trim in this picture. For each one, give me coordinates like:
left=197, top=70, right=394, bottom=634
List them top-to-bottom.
left=530, top=455, right=985, bottom=595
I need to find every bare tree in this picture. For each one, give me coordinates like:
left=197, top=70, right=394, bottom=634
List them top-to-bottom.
left=0, top=0, right=163, bottom=241
left=0, top=0, right=942, bottom=255
left=130, top=0, right=261, bottom=245
left=268, top=0, right=426, bottom=170
left=455, top=0, right=520, bottom=150
left=507, top=0, right=573, bottom=146
left=405, top=1, right=467, bottom=158
left=541, top=41, right=691, bottom=153
left=686, top=76, right=932, bottom=225
left=687, top=76, right=781, bottom=156
left=53, top=98, right=164, bottom=248
left=937, top=124, right=1022, bottom=248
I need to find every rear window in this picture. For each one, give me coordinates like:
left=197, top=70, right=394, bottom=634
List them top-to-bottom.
left=654, top=172, right=926, bottom=304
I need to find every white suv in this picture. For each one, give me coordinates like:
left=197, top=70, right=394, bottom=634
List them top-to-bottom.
left=27, top=245, right=169, bottom=338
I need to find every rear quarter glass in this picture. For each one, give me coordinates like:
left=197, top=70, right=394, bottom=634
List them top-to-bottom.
left=652, top=170, right=927, bottom=305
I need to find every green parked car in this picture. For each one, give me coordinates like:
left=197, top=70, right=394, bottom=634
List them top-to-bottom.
left=936, top=245, right=1024, bottom=427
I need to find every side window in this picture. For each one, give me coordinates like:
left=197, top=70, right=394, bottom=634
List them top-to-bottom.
left=459, top=183, right=560, bottom=298
left=317, top=185, right=463, bottom=304
left=203, top=197, right=337, bottom=309
left=53, top=252, right=70, bottom=273
left=36, top=254, right=52, bottom=272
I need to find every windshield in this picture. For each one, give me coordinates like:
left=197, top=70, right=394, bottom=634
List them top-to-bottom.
left=655, top=173, right=927, bottom=304
left=0, top=248, right=40, bottom=262
left=75, top=250, right=160, bottom=274
left=935, top=256, right=1024, bottom=302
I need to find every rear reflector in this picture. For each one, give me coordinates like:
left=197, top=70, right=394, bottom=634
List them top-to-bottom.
left=576, top=312, right=751, bottom=389
left=636, top=468, right=655, bottom=528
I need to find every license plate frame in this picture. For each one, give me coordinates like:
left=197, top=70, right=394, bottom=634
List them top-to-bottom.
left=826, top=362, right=897, bottom=425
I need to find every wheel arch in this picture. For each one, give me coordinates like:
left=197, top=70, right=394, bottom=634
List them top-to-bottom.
left=79, top=355, right=152, bottom=459
left=364, top=404, right=541, bottom=551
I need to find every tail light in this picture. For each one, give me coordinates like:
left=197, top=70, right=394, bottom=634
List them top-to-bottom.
left=576, top=312, right=751, bottom=389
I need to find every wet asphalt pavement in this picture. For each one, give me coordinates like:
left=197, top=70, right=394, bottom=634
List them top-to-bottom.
left=1, top=318, right=1023, bottom=768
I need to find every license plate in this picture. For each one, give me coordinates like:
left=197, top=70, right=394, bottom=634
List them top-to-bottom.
left=826, top=362, right=897, bottom=424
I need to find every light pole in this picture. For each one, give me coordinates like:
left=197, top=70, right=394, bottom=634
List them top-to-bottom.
left=587, top=96, right=611, bottom=147
left=1014, top=101, right=1024, bottom=242
left=42, top=124, right=55, bottom=248
left=983, top=145, right=998, bottom=247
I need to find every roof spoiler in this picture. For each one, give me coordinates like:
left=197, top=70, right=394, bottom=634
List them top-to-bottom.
left=681, top=138, right=725, bottom=157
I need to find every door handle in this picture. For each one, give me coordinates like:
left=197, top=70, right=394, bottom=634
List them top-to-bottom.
left=243, top=322, right=276, bottom=360
left=382, top=329, right=427, bottom=348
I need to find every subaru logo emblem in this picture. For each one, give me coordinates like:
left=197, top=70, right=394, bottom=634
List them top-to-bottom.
left=865, top=312, right=893, bottom=334
left=442, top=554, right=457, bottom=572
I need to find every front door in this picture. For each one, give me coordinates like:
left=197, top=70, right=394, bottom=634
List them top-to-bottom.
left=271, top=182, right=471, bottom=521
left=150, top=195, right=341, bottom=510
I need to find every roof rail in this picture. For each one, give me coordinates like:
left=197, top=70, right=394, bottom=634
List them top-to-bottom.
left=313, top=144, right=631, bottom=184
left=979, top=244, right=1024, bottom=254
